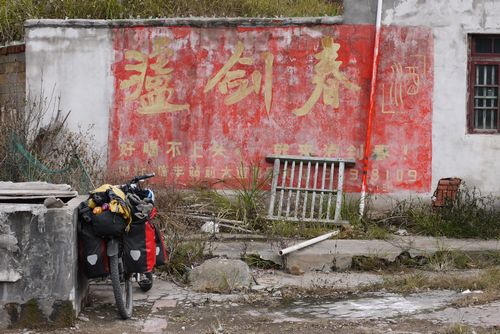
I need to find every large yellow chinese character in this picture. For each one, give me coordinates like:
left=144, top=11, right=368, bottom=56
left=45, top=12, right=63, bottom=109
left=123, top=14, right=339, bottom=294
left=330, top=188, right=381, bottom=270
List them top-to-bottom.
left=120, top=37, right=189, bottom=115
left=294, top=37, right=360, bottom=116
left=204, top=42, right=274, bottom=114
left=382, top=63, right=404, bottom=114
left=143, top=140, right=159, bottom=158
left=120, top=141, right=135, bottom=158
left=166, top=141, right=182, bottom=158
left=191, top=142, right=203, bottom=159
left=209, top=143, right=226, bottom=158
left=273, top=143, right=289, bottom=155
left=298, top=144, right=314, bottom=156
left=324, top=144, right=340, bottom=156
left=372, top=144, right=389, bottom=161
left=345, top=145, right=364, bottom=160
left=157, top=165, right=169, bottom=177
left=173, top=165, right=184, bottom=178
left=118, top=166, right=130, bottom=176
left=189, top=166, right=201, bottom=178
left=221, top=166, right=232, bottom=178
left=237, top=166, right=248, bottom=179
left=205, top=167, right=215, bottom=178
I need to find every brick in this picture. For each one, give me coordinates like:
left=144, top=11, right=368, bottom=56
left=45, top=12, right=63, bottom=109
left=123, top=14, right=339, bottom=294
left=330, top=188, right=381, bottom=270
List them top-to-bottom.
left=0, top=44, right=25, bottom=56
left=0, top=53, right=24, bottom=64
left=5, top=61, right=25, bottom=74
left=0, top=74, right=9, bottom=85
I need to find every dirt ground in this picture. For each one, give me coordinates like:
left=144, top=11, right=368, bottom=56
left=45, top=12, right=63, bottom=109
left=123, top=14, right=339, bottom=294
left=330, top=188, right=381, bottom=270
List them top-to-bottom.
left=4, top=269, right=500, bottom=334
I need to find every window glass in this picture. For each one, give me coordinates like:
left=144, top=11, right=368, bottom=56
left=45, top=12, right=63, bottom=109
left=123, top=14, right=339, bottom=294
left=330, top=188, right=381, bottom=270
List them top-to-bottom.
left=476, top=37, right=492, bottom=53
left=494, top=38, right=500, bottom=53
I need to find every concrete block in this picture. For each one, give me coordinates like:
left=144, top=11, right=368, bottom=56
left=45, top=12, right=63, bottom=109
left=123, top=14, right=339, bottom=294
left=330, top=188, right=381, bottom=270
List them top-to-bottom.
left=0, top=197, right=87, bottom=330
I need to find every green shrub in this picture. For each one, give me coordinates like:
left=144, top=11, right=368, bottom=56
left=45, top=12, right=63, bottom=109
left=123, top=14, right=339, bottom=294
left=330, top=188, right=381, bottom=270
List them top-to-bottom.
left=0, top=0, right=342, bottom=45
left=386, top=186, right=500, bottom=239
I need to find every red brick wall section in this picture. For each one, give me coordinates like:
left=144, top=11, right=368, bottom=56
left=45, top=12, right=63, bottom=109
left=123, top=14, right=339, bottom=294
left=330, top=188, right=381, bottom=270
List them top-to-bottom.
left=0, top=44, right=25, bottom=114
left=432, top=178, right=462, bottom=207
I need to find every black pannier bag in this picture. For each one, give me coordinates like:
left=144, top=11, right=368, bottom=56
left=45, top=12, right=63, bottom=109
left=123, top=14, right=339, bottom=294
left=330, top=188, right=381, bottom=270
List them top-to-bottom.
left=92, top=211, right=126, bottom=237
left=123, top=220, right=156, bottom=273
left=78, top=222, right=109, bottom=278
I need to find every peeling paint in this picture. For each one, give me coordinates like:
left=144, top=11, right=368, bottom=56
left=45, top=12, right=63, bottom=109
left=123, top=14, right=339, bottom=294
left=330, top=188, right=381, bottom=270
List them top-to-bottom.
left=109, top=25, right=433, bottom=193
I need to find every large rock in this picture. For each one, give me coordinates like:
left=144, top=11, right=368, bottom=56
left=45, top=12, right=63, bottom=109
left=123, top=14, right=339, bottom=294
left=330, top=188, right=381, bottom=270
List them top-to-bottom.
left=189, top=258, right=253, bottom=293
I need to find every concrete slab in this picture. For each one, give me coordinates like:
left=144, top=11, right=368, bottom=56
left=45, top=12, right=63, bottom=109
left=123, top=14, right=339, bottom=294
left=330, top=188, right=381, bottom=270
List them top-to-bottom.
left=208, top=236, right=500, bottom=272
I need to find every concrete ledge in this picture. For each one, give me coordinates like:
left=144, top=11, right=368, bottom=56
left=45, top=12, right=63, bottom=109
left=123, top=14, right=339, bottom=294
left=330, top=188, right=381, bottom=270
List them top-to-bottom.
left=25, top=16, right=343, bottom=29
left=208, top=236, right=500, bottom=273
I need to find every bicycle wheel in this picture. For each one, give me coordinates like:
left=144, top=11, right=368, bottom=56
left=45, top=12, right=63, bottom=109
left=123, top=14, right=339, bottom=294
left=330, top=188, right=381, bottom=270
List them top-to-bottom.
left=109, top=254, right=133, bottom=319
left=138, top=272, right=153, bottom=292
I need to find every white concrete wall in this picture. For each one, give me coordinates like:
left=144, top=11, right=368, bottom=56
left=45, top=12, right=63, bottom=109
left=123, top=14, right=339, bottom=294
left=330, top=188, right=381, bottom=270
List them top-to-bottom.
left=383, top=0, right=500, bottom=194
left=25, top=27, right=114, bottom=162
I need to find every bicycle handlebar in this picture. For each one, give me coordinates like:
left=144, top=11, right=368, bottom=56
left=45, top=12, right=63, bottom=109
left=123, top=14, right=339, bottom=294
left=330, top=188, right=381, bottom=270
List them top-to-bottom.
left=131, top=173, right=155, bottom=184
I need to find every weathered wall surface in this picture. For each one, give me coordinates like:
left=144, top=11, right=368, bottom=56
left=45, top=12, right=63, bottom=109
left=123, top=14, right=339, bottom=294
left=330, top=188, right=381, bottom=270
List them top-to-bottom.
left=345, top=0, right=500, bottom=194
left=25, top=17, right=435, bottom=195
left=110, top=24, right=433, bottom=194
left=25, top=27, right=114, bottom=161
left=0, top=44, right=25, bottom=113
left=0, top=199, right=86, bottom=329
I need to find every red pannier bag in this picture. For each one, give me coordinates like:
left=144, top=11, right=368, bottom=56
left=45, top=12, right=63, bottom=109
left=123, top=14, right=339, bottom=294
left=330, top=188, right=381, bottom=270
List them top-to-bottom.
left=123, top=220, right=156, bottom=273
left=78, top=222, right=109, bottom=278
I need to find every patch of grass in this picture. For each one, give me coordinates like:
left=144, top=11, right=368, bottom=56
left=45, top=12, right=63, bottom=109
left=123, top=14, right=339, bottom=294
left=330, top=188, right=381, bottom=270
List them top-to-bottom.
left=0, top=0, right=343, bottom=45
left=189, top=164, right=271, bottom=230
left=385, top=186, right=500, bottom=239
left=364, top=223, right=391, bottom=240
left=158, top=240, right=206, bottom=281
left=243, top=253, right=281, bottom=269
left=351, top=255, right=389, bottom=271
left=373, top=267, right=500, bottom=303
left=441, top=324, right=500, bottom=334
left=442, top=324, right=474, bottom=334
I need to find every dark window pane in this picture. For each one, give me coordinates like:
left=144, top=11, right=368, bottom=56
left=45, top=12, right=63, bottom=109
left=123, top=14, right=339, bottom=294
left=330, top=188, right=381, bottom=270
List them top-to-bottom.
left=476, top=37, right=493, bottom=53
left=495, top=38, right=500, bottom=53
left=476, top=110, right=484, bottom=128
left=486, top=110, right=492, bottom=129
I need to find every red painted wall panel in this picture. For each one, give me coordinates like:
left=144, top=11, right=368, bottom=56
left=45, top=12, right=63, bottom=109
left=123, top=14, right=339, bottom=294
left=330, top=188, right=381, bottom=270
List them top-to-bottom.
left=109, top=24, right=432, bottom=193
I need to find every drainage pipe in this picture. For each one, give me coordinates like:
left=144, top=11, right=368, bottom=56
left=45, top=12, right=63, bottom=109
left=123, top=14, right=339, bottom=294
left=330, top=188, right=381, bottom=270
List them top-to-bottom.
left=359, top=0, right=384, bottom=217
left=279, top=230, right=339, bottom=256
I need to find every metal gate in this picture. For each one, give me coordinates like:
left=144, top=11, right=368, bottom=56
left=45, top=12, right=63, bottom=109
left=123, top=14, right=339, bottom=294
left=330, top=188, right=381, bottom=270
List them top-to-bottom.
left=266, top=155, right=355, bottom=224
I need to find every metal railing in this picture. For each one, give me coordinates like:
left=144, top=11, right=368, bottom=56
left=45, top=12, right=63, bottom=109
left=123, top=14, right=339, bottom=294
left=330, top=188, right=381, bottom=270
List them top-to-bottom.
left=266, top=155, right=355, bottom=224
